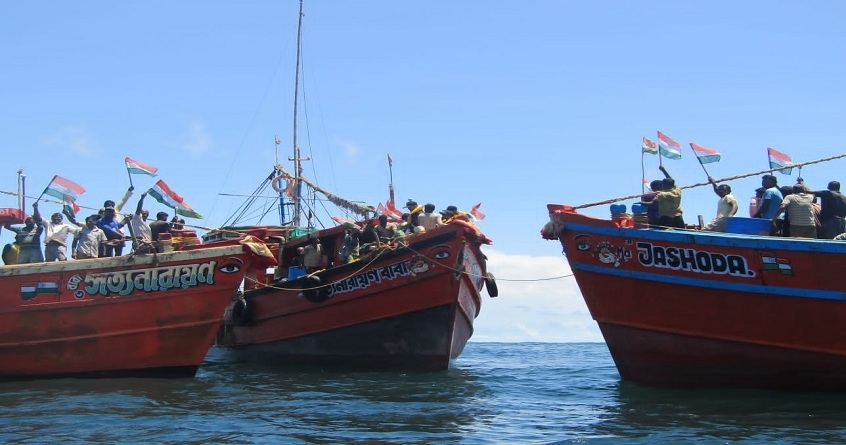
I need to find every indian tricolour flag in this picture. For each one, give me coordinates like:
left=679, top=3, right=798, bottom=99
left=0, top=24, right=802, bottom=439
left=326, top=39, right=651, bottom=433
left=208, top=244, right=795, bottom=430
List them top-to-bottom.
left=657, top=131, right=682, bottom=160
left=642, top=137, right=658, bottom=155
left=690, top=142, right=721, bottom=164
left=767, top=147, right=793, bottom=175
left=125, top=157, right=158, bottom=176
left=43, top=175, right=85, bottom=216
left=147, top=179, right=202, bottom=219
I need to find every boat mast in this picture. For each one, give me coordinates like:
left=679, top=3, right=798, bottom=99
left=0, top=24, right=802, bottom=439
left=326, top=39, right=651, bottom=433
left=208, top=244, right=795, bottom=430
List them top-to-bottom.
left=289, top=0, right=308, bottom=227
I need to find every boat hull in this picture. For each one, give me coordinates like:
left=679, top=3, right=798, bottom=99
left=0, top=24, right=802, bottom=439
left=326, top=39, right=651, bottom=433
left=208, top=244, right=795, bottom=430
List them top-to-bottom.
left=545, top=205, right=846, bottom=390
left=214, top=223, right=488, bottom=370
left=0, top=244, right=254, bottom=380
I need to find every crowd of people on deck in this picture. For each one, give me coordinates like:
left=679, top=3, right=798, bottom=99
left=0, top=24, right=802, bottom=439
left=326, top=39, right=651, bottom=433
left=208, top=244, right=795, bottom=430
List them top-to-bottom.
left=640, top=167, right=846, bottom=240
left=1, top=186, right=188, bottom=265
left=306, top=200, right=473, bottom=267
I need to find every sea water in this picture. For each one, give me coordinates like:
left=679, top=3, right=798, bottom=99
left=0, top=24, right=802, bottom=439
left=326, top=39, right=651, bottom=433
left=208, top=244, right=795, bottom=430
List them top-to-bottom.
left=2, top=343, right=846, bottom=444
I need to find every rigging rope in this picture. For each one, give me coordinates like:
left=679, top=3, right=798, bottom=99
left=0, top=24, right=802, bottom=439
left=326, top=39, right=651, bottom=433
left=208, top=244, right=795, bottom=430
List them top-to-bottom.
left=575, top=152, right=846, bottom=210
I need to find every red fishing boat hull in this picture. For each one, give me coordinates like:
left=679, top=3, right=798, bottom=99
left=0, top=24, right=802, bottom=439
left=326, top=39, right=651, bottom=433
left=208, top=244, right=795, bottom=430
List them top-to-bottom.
left=543, top=204, right=846, bottom=390
left=214, top=223, right=491, bottom=370
left=0, top=242, right=262, bottom=380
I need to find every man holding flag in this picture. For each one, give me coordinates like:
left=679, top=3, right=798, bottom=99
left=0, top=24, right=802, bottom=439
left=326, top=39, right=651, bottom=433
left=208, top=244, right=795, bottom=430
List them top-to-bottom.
left=33, top=202, right=81, bottom=262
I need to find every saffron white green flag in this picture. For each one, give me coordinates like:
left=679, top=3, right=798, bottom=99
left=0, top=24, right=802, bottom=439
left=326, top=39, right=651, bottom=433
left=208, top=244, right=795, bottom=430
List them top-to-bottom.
left=147, top=179, right=202, bottom=219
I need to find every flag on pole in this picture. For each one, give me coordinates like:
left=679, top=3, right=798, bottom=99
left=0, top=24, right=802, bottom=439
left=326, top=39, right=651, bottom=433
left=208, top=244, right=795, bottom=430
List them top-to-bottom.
left=657, top=131, right=682, bottom=160
left=274, top=135, right=281, bottom=145
left=642, top=137, right=658, bottom=155
left=690, top=142, right=721, bottom=164
left=767, top=147, right=793, bottom=174
left=387, top=154, right=393, bottom=167
left=124, top=157, right=158, bottom=176
left=43, top=175, right=85, bottom=216
left=147, top=179, right=202, bottom=218
left=385, top=200, right=403, bottom=218
left=470, top=203, right=486, bottom=221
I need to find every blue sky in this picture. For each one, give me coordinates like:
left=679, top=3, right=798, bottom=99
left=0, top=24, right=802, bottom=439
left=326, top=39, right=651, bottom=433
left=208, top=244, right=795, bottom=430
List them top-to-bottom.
left=3, top=1, right=845, bottom=342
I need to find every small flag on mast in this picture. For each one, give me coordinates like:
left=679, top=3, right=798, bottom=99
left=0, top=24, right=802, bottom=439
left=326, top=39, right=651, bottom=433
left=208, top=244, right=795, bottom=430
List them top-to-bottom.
left=642, top=137, right=658, bottom=155
left=767, top=147, right=793, bottom=174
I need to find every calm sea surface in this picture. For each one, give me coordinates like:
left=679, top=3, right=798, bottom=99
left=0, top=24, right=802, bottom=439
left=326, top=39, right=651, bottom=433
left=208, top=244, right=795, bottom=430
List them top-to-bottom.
left=2, top=343, right=846, bottom=444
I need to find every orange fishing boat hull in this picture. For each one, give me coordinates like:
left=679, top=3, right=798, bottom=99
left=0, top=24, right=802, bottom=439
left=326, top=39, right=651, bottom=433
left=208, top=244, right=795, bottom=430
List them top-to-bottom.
left=543, top=204, right=846, bottom=390
left=214, top=223, right=492, bottom=370
left=0, top=241, right=264, bottom=380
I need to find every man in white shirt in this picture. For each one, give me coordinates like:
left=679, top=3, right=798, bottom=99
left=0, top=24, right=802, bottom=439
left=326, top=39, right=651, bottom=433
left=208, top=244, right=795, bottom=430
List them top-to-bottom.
left=34, top=202, right=81, bottom=262
left=417, top=203, right=444, bottom=232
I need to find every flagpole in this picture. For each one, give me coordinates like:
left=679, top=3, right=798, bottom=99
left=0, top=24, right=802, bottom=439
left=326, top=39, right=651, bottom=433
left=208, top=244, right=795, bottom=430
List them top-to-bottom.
left=690, top=144, right=712, bottom=178
left=387, top=154, right=395, bottom=205
left=127, top=168, right=134, bottom=189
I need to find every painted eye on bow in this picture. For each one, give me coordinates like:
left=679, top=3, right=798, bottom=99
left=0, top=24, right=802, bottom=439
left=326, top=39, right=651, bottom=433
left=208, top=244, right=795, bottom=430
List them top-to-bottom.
left=577, top=242, right=591, bottom=251
left=433, top=251, right=450, bottom=260
left=219, top=264, right=241, bottom=274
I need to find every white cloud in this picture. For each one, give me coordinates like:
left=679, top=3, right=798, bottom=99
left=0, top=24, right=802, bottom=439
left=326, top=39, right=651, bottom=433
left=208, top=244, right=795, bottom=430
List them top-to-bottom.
left=180, top=120, right=212, bottom=156
left=43, top=126, right=97, bottom=157
left=472, top=249, right=604, bottom=343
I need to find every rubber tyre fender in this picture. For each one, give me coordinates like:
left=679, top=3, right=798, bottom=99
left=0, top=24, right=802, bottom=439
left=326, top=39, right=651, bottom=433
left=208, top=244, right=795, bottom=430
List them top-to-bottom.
left=484, top=272, right=498, bottom=298
left=302, top=275, right=329, bottom=303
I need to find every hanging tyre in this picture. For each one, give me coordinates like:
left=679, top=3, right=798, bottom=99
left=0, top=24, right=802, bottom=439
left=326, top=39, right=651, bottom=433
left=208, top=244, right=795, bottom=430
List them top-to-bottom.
left=484, top=272, right=498, bottom=298
left=302, top=275, right=329, bottom=303
left=231, top=298, right=250, bottom=325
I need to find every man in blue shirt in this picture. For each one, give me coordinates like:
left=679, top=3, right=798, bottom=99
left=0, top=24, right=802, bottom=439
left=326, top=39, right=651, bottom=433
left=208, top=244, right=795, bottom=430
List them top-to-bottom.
left=753, top=174, right=784, bottom=236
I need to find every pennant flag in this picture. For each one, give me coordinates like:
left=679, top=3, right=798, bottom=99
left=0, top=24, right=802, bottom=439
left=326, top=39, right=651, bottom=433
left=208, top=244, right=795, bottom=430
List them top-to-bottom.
left=657, top=131, right=682, bottom=160
left=274, top=135, right=281, bottom=145
left=642, top=137, right=658, bottom=155
left=690, top=142, right=721, bottom=164
left=767, top=147, right=794, bottom=175
left=387, top=154, right=393, bottom=167
left=125, top=157, right=158, bottom=176
left=43, top=175, right=85, bottom=217
left=642, top=178, right=650, bottom=185
left=147, top=179, right=202, bottom=219
left=377, top=202, right=387, bottom=215
left=470, top=203, right=486, bottom=221
left=331, top=216, right=361, bottom=230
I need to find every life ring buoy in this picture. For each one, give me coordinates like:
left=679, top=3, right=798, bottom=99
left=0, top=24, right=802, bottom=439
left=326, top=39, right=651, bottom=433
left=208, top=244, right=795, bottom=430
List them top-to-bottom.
left=270, top=175, right=287, bottom=194
left=484, top=272, right=498, bottom=298
left=302, top=275, right=330, bottom=303
left=231, top=298, right=250, bottom=324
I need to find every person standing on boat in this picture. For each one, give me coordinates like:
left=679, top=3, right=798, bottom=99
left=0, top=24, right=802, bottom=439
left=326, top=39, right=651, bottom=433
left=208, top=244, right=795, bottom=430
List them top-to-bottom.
left=653, top=166, right=685, bottom=229
left=753, top=175, right=784, bottom=236
left=702, top=177, right=738, bottom=232
left=640, top=180, right=664, bottom=227
left=808, top=180, right=846, bottom=239
left=772, top=184, right=817, bottom=238
left=124, top=192, right=153, bottom=251
left=405, top=199, right=423, bottom=229
left=34, top=202, right=81, bottom=262
left=418, top=203, right=444, bottom=231
left=3, top=205, right=44, bottom=264
left=97, top=206, right=127, bottom=257
left=149, top=211, right=172, bottom=252
left=373, top=214, right=394, bottom=242
left=72, top=215, right=107, bottom=260
left=339, top=229, right=360, bottom=264
left=302, top=237, right=323, bottom=272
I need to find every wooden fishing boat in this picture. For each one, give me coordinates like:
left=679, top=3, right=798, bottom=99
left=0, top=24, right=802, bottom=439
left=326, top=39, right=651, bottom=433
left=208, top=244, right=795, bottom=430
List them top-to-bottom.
left=206, top=0, right=496, bottom=370
left=542, top=203, right=846, bottom=390
left=0, top=236, right=274, bottom=380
